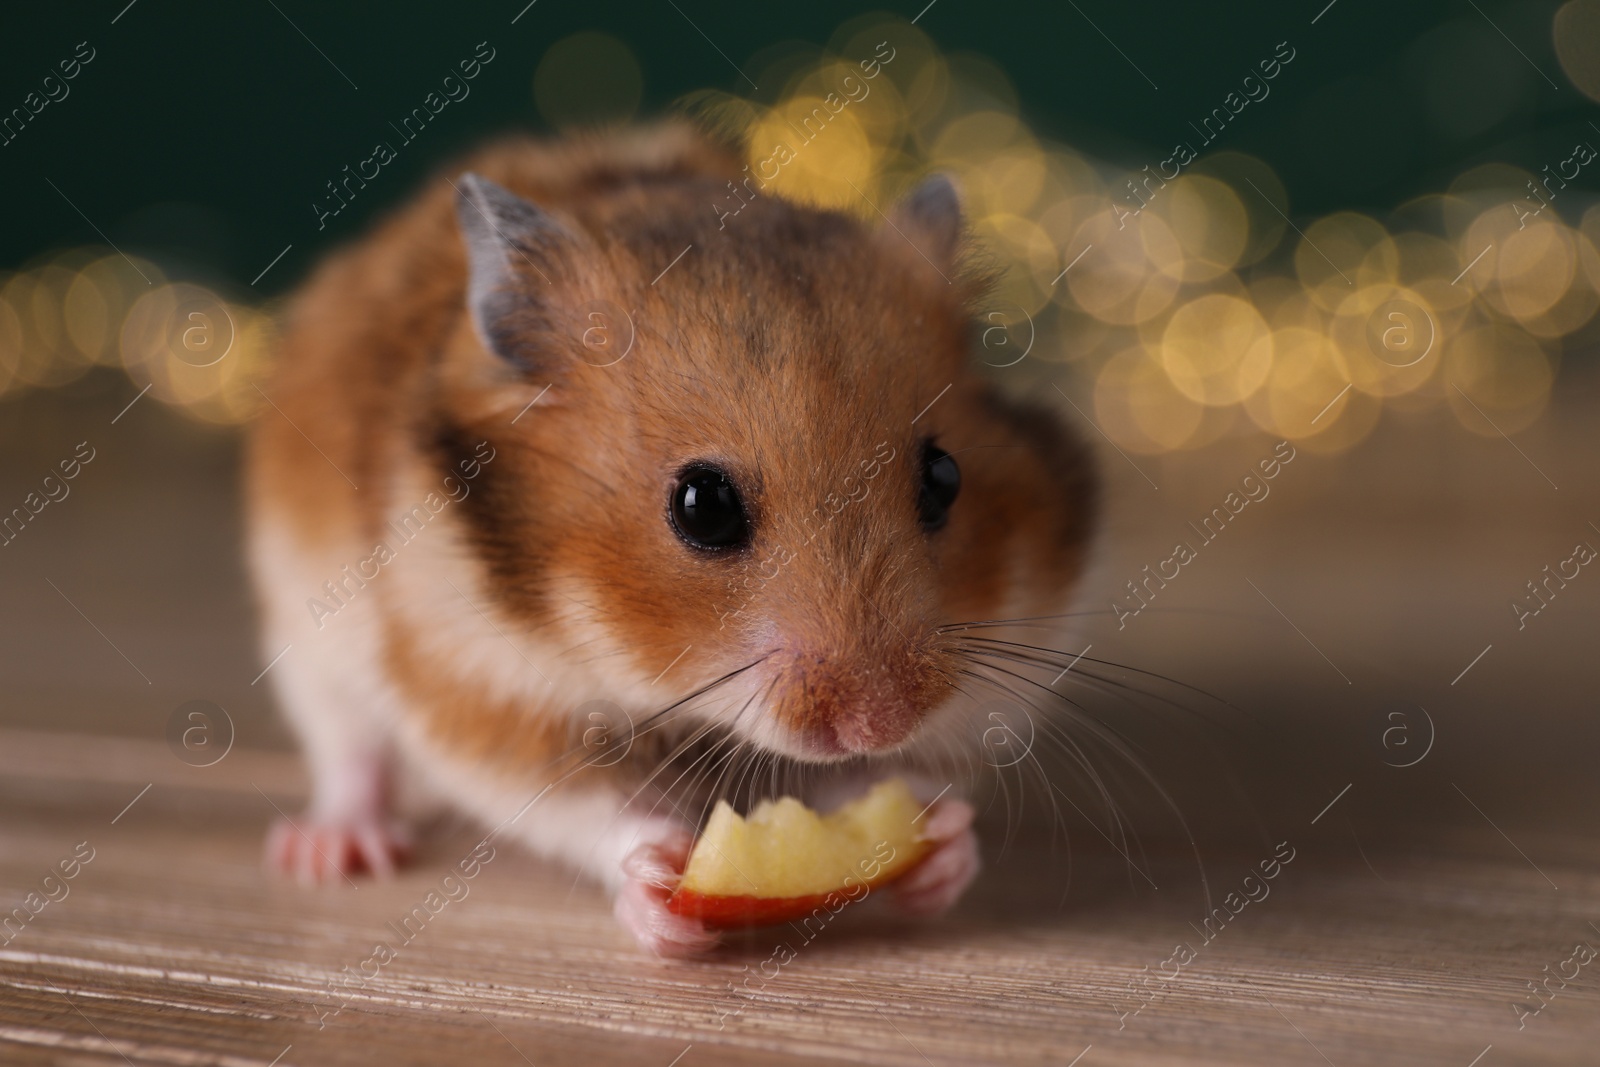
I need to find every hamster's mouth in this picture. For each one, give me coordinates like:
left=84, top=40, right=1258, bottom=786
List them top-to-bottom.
left=740, top=703, right=925, bottom=763
left=801, top=709, right=920, bottom=757
left=792, top=728, right=850, bottom=759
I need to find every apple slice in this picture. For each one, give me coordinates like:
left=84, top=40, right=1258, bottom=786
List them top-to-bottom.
left=666, top=779, right=932, bottom=928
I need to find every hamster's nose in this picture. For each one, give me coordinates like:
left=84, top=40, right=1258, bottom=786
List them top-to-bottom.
left=768, top=646, right=950, bottom=757
left=826, top=695, right=920, bottom=753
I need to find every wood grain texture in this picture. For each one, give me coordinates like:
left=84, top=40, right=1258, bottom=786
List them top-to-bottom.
left=2, top=375, right=1599, bottom=1064
left=4, top=747, right=1599, bottom=1067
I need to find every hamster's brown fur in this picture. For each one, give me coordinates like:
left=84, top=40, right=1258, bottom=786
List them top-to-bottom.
left=247, top=122, right=1095, bottom=953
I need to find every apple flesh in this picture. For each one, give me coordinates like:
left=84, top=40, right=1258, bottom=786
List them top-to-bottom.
left=666, top=779, right=932, bottom=928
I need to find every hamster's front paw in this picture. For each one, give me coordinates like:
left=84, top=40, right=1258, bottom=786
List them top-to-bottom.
left=893, top=797, right=980, bottom=917
left=264, top=814, right=411, bottom=886
left=615, top=829, right=719, bottom=958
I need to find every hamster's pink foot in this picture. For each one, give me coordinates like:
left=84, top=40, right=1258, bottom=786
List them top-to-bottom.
left=894, top=797, right=980, bottom=917
left=265, top=814, right=411, bottom=886
left=615, top=831, right=719, bottom=957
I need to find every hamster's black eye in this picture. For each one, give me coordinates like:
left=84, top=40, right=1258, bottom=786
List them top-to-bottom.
left=918, top=442, right=960, bottom=531
left=670, top=466, right=750, bottom=550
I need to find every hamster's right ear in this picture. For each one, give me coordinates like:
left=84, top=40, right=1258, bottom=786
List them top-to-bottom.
left=454, top=172, right=579, bottom=370
left=887, top=174, right=963, bottom=269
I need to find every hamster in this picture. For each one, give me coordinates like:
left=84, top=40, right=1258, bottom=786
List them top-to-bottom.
left=246, top=122, right=1096, bottom=955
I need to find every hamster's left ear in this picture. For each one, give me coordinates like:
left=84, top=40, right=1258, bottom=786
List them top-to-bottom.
left=454, top=172, right=581, bottom=370
left=884, top=173, right=964, bottom=273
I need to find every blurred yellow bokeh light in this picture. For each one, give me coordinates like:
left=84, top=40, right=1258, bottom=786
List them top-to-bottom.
left=0, top=9, right=1588, bottom=459
left=1160, top=294, right=1274, bottom=406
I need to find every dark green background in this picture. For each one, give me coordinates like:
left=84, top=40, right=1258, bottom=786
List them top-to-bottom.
left=0, top=0, right=1591, bottom=295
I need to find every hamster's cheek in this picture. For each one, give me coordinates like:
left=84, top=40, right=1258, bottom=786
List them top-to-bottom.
left=934, top=438, right=1092, bottom=626
left=554, top=514, right=739, bottom=681
left=935, top=528, right=1013, bottom=625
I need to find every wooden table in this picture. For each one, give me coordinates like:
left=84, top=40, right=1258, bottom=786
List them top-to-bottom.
left=2, top=370, right=1597, bottom=1065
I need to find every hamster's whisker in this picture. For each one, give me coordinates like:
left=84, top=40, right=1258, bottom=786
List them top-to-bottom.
left=937, top=605, right=1275, bottom=636
left=936, top=612, right=1116, bottom=634
left=955, top=636, right=1241, bottom=719
left=954, top=639, right=1262, bottom=830
left=956, top=641, right=1233, bottom=744
left=538, top=652, right=769, bottom=787
left=630, top=653, right=774, bottom=736
left=545, top=655, right=773, bottom=878
left=955, top=656, right=1209, bottom=905
left=955, top=658, right=1143, bottom=780
left=979, top=659, right=1216, bottom=908
left=953, top=665, right=1122, bottom=865
left=961, top=670, right=1052, bottom=858
left=680, top=675, right=776, bottom=827
left=646, top=678, right=769, bottom=822
left=724, top=679, right=782, bottom=814
left=934, top=684, right=979, bottom=783
left=556, top=701, right=743, bottom=902
left=913, top=704, right=976, bottom=794
left=635, top=716, right=734, bottom=815
left=1031, top=728, right=1155, bottom=894
left=670, top=730, right=742, bottom=830
left=715, top=737, right=756, bottom=817
left=696, top=739, right=747, bottom=830
left=728, top=743, right=766, bottom=818
left=770, top=748, right=789, bottom=808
